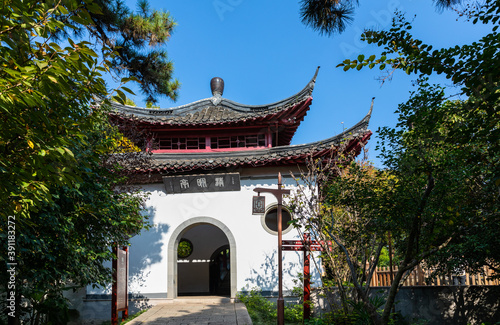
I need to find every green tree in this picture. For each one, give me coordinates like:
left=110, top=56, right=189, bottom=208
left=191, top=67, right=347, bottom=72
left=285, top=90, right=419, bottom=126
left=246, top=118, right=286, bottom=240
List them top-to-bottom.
left=0, top=0, right=158, bottom=322
left=0, top=0, right=176, bottom=217
left=1, top=0, right=108, bottom=220
left=61, top=0, right=179, bottom=102
left=299, top=0, right=464, bottom=36
left=299, top=0, right=357, bottom=36
left=335, top=0, right=499, bottom=323
left=298, top=81, right=497, bottom=325
left=374, top=82, right=489, bottom=324
left=5, top=117, right=149, bottom=324
left=289, top=143, right=392, bottom=323
left=319, top=159, right=389, bottom=322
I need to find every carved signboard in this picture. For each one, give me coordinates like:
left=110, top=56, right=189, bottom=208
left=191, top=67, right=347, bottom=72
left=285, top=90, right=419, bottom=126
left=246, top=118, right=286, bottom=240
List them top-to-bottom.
left=163, top=173, right=240, bottom=194
left=252, top=196, right=266, bottom=214
left=112, top=246, right=128, bottom=325
left=116, top=247, right=127, bottom=310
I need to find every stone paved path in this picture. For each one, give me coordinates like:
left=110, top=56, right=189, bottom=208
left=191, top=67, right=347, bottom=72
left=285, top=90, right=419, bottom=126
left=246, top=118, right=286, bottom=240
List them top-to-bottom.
left=126, top=297, right=252, bottom=325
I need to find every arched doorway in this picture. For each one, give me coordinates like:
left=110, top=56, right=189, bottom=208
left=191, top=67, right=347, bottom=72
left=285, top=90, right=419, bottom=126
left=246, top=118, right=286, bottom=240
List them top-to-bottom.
left=167, top=217, right=237, bottom=299
left=177, top=224, right=228, bottom=296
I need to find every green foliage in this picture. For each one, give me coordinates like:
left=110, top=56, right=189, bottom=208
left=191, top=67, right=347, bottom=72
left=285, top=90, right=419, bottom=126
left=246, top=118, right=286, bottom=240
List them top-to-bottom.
left=0, top=0, right=152, bottom=323
left=0, top=0, right=108, bottom=217
left=64, top=0, right=180, bottom=102
left=299, top=0, right=465, bottom=36
left=299, top=0, right=357, bottom=36
left=297, top=1, right=499, bottom=325
left=335, top=1, right=500, bottom=324
left=338, top=2, right=500, bottom=107
left=373, top=53, right=499, bottom=279
left=146, top=101, right=161, bottom=109
left=1, top=113, right=150, bottom=323
left=289, top=144, right=390, bottom=323
left=322, top=160, right=391, bottom=312
left=178, top=239, right=193, bottom=258
left=377, top=247, right=390, bottom=267
left=291, top=272, right=305, bottom=298
left=237, top=288, right=303, bottom=325
left=238, top=288, right=408, bottom=325
left=238, top=289, right=277, bottom=324
left=23, top=290, right=71, bottom=325
left=348, top=294, right=385, bottom=325
left=285, top=302, right=304, bottom=324
left=100, top=308, right=149, bottom=325
left=314, top=310, right=357, bottom=325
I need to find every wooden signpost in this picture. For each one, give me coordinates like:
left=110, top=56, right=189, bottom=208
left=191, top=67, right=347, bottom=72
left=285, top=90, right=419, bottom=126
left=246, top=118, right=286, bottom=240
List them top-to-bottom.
left=253, top=173, right=290, bottom=325
left=253, top=174, right=330, bottom=323
left=112, top=246, right=128, bottom=325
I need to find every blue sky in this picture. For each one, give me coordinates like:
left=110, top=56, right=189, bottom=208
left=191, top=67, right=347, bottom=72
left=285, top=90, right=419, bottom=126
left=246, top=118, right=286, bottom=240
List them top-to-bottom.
left=121, top=0, right=492, bottom=166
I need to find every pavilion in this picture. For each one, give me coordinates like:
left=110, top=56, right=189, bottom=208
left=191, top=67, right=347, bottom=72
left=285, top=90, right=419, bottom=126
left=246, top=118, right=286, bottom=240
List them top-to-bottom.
left=83, top=67, right=372, bottom=311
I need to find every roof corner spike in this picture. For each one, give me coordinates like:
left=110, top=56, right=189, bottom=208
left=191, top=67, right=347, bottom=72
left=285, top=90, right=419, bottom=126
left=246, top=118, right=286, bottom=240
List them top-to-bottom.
left=301, top=66, right=320, bottom=97
left=308, top=66, right=320, bottom=87
left=312, top=66, right=320, bottom=83
left=360, top=97, right=375, bottom=127
left=369, top=97, right=375, bottom=116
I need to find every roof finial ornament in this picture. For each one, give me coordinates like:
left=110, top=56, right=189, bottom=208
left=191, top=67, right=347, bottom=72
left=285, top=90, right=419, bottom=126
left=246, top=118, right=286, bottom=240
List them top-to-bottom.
left=210, top=77, right=224, bottom=105
left=359, top=97, right=375, bottom=128
left=369, top=97, right=375, bottom=116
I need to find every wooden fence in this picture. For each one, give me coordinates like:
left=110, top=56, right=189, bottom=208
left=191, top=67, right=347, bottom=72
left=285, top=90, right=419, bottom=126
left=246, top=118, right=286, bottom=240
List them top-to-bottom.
left=370, top=265, right=500, bottom=287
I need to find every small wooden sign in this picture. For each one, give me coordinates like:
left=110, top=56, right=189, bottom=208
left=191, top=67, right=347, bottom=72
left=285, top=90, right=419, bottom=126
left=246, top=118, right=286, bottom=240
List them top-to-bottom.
left=252, top=196, right=266, bottom=214
left=112, top=246, right=128, bottom=325
left=116, top=248, right=127, bottom=310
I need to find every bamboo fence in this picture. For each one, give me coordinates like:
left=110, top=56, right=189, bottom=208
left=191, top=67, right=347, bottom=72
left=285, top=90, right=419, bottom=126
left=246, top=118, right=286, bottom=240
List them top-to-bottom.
left=369, top=265, right=500, bottom=287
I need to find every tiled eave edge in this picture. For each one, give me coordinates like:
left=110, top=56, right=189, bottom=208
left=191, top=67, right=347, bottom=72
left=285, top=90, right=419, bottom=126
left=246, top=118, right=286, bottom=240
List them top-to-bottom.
left=108, top=96, right=313, bottom=129
left=126, top=107, right=373, bottom=181
left=128, top=131, right=372, bottom=184
left=146, top=131, right=371, bottom=173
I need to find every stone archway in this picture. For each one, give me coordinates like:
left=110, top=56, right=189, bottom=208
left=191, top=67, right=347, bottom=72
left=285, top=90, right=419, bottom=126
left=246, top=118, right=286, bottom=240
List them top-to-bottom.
left=167, top=217, right=237, bottom=299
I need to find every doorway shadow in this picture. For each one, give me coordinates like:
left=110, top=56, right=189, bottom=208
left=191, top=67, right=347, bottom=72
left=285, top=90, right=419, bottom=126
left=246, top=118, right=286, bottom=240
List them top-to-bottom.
left=209, top=245, right=231, bottom=296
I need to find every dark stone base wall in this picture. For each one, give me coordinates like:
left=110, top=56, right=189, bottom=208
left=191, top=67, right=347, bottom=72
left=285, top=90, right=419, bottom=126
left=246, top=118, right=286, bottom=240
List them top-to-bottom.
left=314, top=286, right=500, bottom=325
left=390, top=286, right=500, bottom=324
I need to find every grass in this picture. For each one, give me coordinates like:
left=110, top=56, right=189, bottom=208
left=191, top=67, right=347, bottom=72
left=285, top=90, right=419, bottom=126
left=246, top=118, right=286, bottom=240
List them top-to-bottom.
left=238, top=289, right=303, bottom=325
left=100, top=308, right=149, bottom=325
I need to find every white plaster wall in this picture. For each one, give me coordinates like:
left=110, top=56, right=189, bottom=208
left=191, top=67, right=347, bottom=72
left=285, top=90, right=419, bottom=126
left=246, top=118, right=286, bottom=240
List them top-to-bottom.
left=87, top=174, right=322, bottom=297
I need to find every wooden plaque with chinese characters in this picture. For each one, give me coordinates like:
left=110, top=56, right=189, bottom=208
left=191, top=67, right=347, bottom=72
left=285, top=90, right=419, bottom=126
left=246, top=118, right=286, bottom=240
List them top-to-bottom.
left=163, top=173, right=241, bottom=194
left=116, top=247, right=128, bottom=310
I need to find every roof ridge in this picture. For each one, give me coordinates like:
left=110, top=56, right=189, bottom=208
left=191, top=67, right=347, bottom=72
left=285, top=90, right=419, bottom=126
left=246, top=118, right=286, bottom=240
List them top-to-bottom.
left=108, top=67, right=320, bottom=119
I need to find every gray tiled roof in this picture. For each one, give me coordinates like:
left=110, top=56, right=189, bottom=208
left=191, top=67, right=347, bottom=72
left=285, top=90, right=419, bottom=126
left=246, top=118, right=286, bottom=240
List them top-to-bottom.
left=108, top=67, right=319, bottom=126
left=145, top=104, right=373, bottom=173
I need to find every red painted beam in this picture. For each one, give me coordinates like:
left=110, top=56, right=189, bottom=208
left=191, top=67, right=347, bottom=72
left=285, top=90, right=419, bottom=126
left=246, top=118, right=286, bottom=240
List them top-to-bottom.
left=281, top=245, right=322, bottom=251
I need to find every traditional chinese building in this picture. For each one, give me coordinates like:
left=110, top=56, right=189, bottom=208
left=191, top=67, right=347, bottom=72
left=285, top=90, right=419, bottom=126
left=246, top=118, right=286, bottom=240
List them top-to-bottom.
left=82, top=67, right=372, bottom=315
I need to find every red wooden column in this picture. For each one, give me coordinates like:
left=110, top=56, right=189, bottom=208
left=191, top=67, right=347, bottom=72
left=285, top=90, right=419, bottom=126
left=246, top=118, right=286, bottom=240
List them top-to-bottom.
left=282, top=233, right=323, bottom=322
left=303, top=234, right=311, bottom=320
left=122, top=247, right=129, bottom=321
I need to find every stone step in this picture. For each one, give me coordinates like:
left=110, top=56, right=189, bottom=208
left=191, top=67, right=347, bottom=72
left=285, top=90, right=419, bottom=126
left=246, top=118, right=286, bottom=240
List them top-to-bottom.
left=172, top=296, right=235, bottom=304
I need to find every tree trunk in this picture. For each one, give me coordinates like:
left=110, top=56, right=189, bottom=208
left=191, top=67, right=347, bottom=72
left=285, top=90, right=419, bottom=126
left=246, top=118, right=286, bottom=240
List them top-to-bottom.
left=379, top=264, right=409, bottom=324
